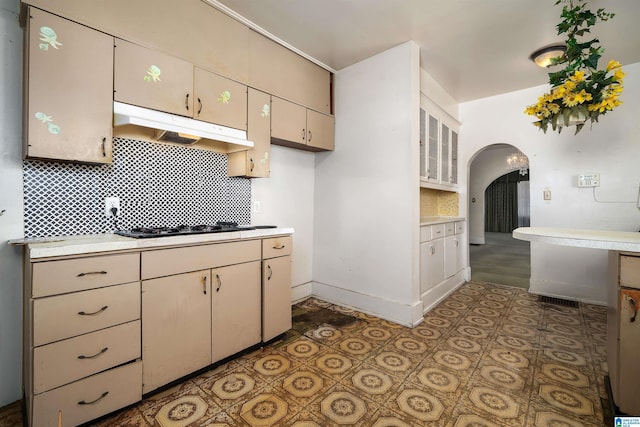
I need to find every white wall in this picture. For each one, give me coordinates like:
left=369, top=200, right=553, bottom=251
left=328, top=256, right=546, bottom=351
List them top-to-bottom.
left=0, top=0, right=25, bottom=406
left=313, top=41, right=423, bottom=326
left=460, top=62, right=640, bottom=304
left=251, top=145, right=315, bottom=301
left=468, top=145, right=524, bottom=244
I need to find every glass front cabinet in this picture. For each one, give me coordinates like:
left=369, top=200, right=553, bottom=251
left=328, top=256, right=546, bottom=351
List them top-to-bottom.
left=420, top=108, right=459, bottom=189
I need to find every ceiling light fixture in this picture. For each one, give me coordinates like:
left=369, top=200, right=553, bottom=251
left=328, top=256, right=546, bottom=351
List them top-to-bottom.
left=529, top=44, right=566, bottom=68
left=506, top=151, right=529, bottom=176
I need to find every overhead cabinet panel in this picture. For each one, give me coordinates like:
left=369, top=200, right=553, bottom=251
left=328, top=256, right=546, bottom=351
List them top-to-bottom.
left=25, top=7, right=114, bottom=163
left=114, top=38, right=194, bottom=117
left=194, top=67, right=247, bottom=131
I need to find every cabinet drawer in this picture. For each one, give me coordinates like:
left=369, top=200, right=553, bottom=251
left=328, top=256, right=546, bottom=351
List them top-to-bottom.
left=455, top=221, right=464, bottom=235
left=444, top=222, right=456, bottom=236
left=431, top=224, right=445, bottom=239
left=420, top=226, right=432, bottom=243
left=262, top=236, right=292, bottom=259
left=142, top=240, right=261, bottom=279
left=31, top=253, right=140, bottom=298
left=620, top=255, right=640, bottom=289
left=33, top=282, right=140, bottom=347
left=33, top=321, right=140, bottom=394
left=32, top=360, right=142, bottom=427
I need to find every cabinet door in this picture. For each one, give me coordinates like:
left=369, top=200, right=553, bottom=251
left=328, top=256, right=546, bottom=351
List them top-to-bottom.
left=25, top=7, right=113, bottom=164
left=114, top=39, right=193, bottom=117
left=194, top=68, right=247, bottom=131
left=228, top=88, right=271, bottom=177
left=271, top=97, right=307, bottom=145
left=307, top=109, right=335, bottom=151
left=419, top=109, right=427, bottom=178
left=427, top=114, right=439, bottom=182
left=441, top=123, right=450, bottom=184
left=450, top=131, right=459, bottom=185
left=444, top=235, right=460, bottom=278
left=423, top=239, right=445, bottom=292
left=263, top=256, right=292, bottom=341
left=211, top=261, right=261, bottom=363
left=142, top=270, right=211, bottom=393
left=619, top=288, right=640, bottom=414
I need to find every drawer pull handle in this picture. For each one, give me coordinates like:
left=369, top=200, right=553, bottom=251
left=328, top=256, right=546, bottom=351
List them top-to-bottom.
left=273, top=244, right=285, bottom=250
left=267, top=265, right=272, bottom=280
left=77, top=271, right=107, bottom=277
left=216, top=274, right=222, bottom=292
left=202, top=275, right=207, bottom=295
left=630, top=298, right=637, bottom=323
left=78, top=305, right=108, bottom=316
left=78, top=347, right=108, bottom=360
left=78, top=391, right=109, bottom=405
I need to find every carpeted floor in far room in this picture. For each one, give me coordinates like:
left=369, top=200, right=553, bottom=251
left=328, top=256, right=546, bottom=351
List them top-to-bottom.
left=0, top=281, right=610, bottom=426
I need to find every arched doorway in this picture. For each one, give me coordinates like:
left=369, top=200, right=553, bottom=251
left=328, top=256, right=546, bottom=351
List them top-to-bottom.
left=468, top=144, right=531, bottom=288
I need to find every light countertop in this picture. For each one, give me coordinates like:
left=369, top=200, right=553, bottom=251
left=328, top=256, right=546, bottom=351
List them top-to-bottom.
left=420, top=216, right=465, bottom=226
left=10, top=227, right=294, bottom=259
left=513, top=227, right=640, bottom=252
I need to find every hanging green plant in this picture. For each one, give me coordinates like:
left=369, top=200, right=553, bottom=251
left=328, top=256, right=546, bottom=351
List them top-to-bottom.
left=524, top=0, right=625, bottom=134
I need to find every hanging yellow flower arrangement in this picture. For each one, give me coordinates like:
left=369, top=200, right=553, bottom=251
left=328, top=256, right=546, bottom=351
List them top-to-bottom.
left=525, top=0, right=625, bottom=134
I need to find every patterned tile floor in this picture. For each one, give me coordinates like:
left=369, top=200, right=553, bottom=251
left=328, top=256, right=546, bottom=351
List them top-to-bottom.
left=1, top=281, right=610, bottom=426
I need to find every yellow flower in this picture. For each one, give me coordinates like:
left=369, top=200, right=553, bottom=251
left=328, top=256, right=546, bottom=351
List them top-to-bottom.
left=607, top=59, right=622, bottom=71
left=613, top=68, right=626, bottom=81
left=570, top=70, right=585, bottom=82
left=563, top=80, right=577, bottom=91
left=574, top=89, right=593, bottom=104
left=563, top=92, right=579, bottom=107
left=547, top=103, right=561, bottom=114
left=524, top=105, right=537, bottom=116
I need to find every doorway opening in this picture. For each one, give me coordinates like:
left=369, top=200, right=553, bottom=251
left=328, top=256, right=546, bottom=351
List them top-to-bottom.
left=468, top=145, right=531, bottom=288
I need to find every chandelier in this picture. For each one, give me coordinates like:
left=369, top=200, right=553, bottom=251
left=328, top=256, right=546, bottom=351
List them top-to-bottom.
left=506, top=151, right=529, bottom=176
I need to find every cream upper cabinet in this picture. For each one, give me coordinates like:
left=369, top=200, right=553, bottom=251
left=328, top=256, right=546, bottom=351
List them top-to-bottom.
left=24, top=7, right=113, bottom=164
left=249, top=30, right=331, bottom=115
left=114, top=38, right=194, bottom=117
left=194, top=67, right=247, bottom=131
left=228, top=88, right=271, bottom=178
left=271, top=97, right=335, bottom=152
left=420, top=108, right=460, bottom=189
left=211, top=261, right=261, bottom=363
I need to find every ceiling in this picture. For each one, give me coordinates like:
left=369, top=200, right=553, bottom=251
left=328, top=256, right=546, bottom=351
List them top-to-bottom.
left=213, top=0, right=640, bottom=103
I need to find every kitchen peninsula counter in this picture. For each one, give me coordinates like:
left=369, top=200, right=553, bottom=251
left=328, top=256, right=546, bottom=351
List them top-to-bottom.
left=513, top=226, right=640, bottom=252
left=10, top=227, right=294, bottom=259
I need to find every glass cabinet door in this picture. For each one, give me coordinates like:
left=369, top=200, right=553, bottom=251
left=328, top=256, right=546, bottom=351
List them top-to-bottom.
left=420, top=109, right=426, bottom=177
left=427, top=115, right=439, bottom=181
left=440, top=123, right=450, bottom=184
left=450, top=130, right=458, bottom=185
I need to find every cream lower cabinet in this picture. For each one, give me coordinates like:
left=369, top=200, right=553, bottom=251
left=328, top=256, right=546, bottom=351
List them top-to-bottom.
left=262, top=237, right=293, bottom=341
left=25, top=253, right=142, bottom=427
left=212, top=261, right=262, bottom=363
left=141, top=270, right=212, bottom=394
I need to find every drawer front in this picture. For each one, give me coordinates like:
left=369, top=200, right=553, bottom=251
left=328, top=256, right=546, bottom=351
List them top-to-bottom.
left=455, top=221, right=464, bottom=235
left=444, top=222, right=455, bottom=236
left=431, top=224, right=445, bottom=239
left=420, top=226, right=432, bottom=243
left=262, top=236, right=292, bottom=259
left=142, top=240, right=261, bottom=280
left=32, top=253, right=140, bottom=298
left=620, top=255, right=640, bottom=289
left=33, top=282, right=141, bottom=347
left=33, top=321, right=140, bottom=394
left=32, top=360, right=142, bottom=427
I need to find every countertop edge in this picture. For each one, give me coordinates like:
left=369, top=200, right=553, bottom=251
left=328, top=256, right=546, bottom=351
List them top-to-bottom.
left=420, top=216, right=465, bottom=226
left=513, top=227, right=640, bottom=252
left=23, top=228, right=295, bottom=259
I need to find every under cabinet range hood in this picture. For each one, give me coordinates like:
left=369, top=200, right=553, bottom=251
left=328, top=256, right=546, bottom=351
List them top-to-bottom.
left=113, top=101, right=254, bottom=149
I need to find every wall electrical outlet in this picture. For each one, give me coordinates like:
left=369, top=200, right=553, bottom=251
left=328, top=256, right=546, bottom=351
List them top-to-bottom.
left=543, top=189, right=552, bottom=201
left=105, top=197, right=120, bottom=217
left=253, top=200, right=261, bottom=214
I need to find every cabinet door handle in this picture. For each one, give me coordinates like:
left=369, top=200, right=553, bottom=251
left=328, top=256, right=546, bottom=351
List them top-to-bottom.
left=185, top=93, right=190, bottom=111
left=197, top=97, right=202, bottom=115
left=302, top=128, right=306, bottom=141
left=308, top=130, right=312, bottom=142
left=102, top=137, right=106, bottom=157
left=250, top=158, right=254, bottom=172
left=455, top=239, right=459, bottom=247
left=273, top=244, right=285, bottom=250
left=430, top=245, right=435, bottom=255
left=267, top=265, right=272, bottom=280
left=77, top=271, right=107, bottom=277
left=216, top=274, right=222, bottom=292
left=202, top=275, right=207, bottom=295
left=630, top=297, right=637, bottom=323
left=78, top=305, right=108, bottom=316
left=77, top=347, right=108, bottom=360
left=78, top=391, right=109, bottom=405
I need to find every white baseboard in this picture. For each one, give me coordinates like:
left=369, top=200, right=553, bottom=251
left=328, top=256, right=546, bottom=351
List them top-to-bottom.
left=421, top=271, right=466, bottom=314
left=528, top=279, right=606, bottom=306
left=310, top=281, right=424, bottom=327
left=291, top=282, right=312, bottom=304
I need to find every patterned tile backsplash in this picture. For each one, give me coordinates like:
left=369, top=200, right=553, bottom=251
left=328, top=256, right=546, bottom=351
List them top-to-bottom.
left=23, top=138, right=251, bottom=238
